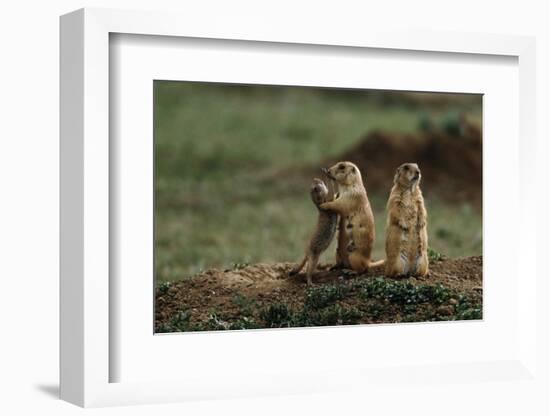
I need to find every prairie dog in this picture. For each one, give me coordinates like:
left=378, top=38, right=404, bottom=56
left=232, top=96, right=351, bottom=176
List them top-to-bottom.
left=320, top=161, right=383, bottom=272
left=385, top=163, right=429, bottom=277
left=289, top=178, right=338, bottom=284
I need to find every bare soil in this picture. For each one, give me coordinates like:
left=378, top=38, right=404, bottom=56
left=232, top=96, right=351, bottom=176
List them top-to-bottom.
left=283, top=120, right=482, bottom=209
left=335, top=129, right=481, bottom=205
left=155, top=256, right=482, bottom=332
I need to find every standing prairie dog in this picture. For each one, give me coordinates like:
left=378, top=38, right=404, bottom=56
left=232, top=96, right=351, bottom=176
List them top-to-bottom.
left=320, top=161, right=383, bottom=272
left=385, top=163, right=429, bottom=277
left=289, top=178, right=338, bottom=285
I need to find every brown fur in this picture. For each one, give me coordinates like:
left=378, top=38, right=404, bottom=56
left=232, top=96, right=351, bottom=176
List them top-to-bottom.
left=320, top=161, right=382, bottom=272
left=385, top=163, right=429, bottom=277
left=289, top=178, right=338, bottom=284
left=336, top=216, right=349, bottom=267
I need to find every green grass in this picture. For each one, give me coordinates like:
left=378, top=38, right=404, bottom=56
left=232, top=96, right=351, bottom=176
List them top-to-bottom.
left=154, top=81, right=482, bottom=282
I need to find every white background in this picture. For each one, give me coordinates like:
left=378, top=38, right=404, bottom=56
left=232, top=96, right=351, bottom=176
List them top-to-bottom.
left=1, top=1, right=548, bottom=415
left=112, top=35, right=519, bottom=384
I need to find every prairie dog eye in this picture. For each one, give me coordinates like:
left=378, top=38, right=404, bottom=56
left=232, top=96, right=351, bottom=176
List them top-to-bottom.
left=338, top=164, right=345, bottom=170
left=404, top=165, right=409, bottom=171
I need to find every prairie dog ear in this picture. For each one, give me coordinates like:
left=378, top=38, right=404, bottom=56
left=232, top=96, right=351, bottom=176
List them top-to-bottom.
left=393, top=166, right=402, bottom=183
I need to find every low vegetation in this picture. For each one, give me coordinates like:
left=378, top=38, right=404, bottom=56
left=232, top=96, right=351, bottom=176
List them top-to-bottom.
left=156, top=262, right=482, bottom=333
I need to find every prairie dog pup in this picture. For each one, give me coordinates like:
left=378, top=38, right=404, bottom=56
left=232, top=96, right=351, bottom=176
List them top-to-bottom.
left=320, top=161, right=383, bottom=272
left=385, top=163, right=429, bottom=277
left=289, top=178, right=338, bottom=285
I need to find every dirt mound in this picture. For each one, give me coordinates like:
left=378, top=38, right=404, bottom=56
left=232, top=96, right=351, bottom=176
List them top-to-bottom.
left=322, top=125, right=482, bottom=206
left=156, top=256, right=482, bottom=332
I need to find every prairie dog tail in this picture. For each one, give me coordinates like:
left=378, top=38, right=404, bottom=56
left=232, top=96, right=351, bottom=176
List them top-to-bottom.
left=348, top=254, right=385, bottom=273
left=289, top=256, right=307, bottom=276
left=368, top=259, right=385, bottom=268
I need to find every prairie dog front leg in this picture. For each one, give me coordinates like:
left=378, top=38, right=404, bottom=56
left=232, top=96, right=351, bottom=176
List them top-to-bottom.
left=319, top=197, right=347, bottom=214
left=416, top=199, right=427, bottom=229
left=389, top=205, right=408, bottom=230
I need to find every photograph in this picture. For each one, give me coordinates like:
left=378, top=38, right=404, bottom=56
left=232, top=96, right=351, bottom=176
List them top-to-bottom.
left=153, top=81, right=483, bottom=333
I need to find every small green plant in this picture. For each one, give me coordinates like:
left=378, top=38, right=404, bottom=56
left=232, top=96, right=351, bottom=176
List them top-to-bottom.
left=428, top=248, right=444, bottom=262
left=232, top=262, right=250, bottom=270
left=156, top=281, right=172, bottom=296
left=304, top=283, right=349, bottom=309
left=418, top=284, right=452, bottom=305
left=232, top=294, right=256, bottom=315
left=454, top=294, right=482, bottom=320
left=362, top=299, right=384, bottom=318
left=260, top=303, right=295, bottom=328
left=292, top=304, right=362, bottom=327
left=307, top=305, right=362, bottom=326
left=159, top=309, right=192, bottom=332
left=204, top=312, right=231, bottom=330
left=228, top=316, right=261, bottom=330
left=156, top=323, right=172, bottom=333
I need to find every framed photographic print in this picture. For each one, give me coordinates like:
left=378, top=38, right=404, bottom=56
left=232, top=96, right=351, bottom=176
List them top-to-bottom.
left=60, top=8, right=538, bottom=408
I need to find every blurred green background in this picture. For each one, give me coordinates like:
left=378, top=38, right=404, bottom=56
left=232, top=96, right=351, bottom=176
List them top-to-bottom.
left=155, top=81, right=482, bottom=283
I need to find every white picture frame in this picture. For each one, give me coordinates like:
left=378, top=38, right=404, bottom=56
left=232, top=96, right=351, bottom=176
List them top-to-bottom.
left=60, top=7, right=538, bottom=408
